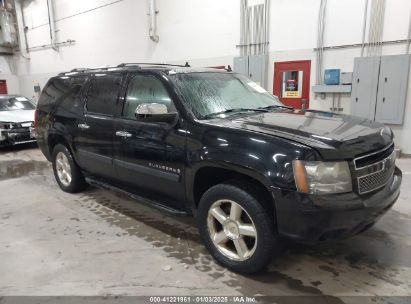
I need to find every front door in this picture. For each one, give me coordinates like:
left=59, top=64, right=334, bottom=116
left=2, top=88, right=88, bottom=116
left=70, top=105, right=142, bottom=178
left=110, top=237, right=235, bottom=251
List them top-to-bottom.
left=274, top=60, right=311, bottom=109
left=77, top=73, right=124, bottom=179
left=113, top=73, right=186, bottom=209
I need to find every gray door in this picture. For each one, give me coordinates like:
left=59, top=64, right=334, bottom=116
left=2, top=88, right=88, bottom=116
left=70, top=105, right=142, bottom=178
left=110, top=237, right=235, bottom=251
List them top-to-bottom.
left=249, top=54, right=267, bottom=88
left=375, top=54, right=410, bottom=124
left=233, top=55, right=268, bottom=89
left=233, top=56, right=248, bottom=77
left=350, top=57, right=380, bottom=120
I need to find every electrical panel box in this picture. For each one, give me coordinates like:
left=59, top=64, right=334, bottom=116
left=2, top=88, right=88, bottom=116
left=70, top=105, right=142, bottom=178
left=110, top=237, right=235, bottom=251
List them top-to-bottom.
left=249, top=54, right=267, bottom=88
left=233, top=55, right=268, bottom=89
left=351, top=55, right=410, bottom=124
left=375, top=55, right=410, bottom=124
left=233, top=56, right=248, bottom=78
left=351, top=57, right=380, bottom=121
left=324, top=69, right=340, bottom=85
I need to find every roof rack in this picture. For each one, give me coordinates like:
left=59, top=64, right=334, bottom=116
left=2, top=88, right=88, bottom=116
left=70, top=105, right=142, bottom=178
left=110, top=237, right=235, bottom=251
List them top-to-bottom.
left=58, top=62, right=192, bottom=76
left=117, top=62, right=190, bottom=68
left=58, top=65, right=122, bottom=75
left=70, top=68, right=91, bottom=72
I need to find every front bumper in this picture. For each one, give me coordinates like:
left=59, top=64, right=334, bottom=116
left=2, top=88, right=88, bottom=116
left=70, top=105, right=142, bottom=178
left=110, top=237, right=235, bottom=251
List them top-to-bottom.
left=0, top=127, right=36, bottom=147
left=272, top=166, right=402, bottom=243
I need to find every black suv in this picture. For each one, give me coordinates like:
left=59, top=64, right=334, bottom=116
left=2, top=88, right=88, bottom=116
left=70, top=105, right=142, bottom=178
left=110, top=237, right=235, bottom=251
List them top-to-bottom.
left=36, top=63, right=402, bottom=274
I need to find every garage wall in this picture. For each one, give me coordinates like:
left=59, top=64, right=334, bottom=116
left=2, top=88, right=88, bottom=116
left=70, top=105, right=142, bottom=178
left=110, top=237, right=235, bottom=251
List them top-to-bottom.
left=1, top=0, right=411, bottom=152
left=7, top=0, right=239, bottom=101
left=12, top=0, right=238, bottom=84
left=12, top=0, right=411, bottom=91
left=0, top=56, right=19, bottom=94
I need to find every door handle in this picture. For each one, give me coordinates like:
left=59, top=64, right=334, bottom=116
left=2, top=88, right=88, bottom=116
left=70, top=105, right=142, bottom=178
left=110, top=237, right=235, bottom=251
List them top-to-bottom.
left=78, top=123, right=90, bottom=130
left=115, top=131, right=132, bottom=138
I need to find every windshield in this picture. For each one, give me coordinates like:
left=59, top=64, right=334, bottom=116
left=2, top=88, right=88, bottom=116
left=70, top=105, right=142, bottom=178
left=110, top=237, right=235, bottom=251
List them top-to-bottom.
left=170, top=72, right=283, bottom=119
left=0, top=97, right=35, bottom=111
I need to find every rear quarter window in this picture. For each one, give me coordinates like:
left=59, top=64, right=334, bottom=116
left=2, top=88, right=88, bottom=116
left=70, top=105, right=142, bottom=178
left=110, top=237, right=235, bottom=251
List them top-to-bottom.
left=38, top=77, right=71, bottom=112
left=54, top=77, right=88, bottom=117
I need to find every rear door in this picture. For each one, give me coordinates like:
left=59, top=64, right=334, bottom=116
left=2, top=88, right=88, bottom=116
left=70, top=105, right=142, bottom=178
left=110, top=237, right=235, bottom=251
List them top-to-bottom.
left=77, top=73, right=124, bottom=179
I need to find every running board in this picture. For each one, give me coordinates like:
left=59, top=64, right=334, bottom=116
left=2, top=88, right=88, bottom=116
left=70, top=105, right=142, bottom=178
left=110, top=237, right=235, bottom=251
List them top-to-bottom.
left=85, top=177, right=191, bottom=216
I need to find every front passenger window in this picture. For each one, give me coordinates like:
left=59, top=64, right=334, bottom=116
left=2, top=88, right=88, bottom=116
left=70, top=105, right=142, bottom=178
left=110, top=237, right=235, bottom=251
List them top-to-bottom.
left=123, top=75, right=176, bottom=119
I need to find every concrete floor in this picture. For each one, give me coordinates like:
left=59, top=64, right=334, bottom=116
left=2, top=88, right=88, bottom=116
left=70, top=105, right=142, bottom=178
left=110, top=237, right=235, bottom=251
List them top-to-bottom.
left=0, top=145, right=411, bottom=301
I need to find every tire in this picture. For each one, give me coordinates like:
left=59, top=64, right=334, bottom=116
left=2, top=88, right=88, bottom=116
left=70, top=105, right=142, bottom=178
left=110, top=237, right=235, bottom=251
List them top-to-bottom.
left=52, top=144, right=88, bottom=193
left=197, top=181, right=277, bottom=274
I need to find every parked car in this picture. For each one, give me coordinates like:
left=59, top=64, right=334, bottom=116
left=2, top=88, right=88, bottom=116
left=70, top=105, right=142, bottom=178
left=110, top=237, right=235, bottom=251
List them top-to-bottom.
left=35, top=64, right=402, bottom=274
left=0, top=95, right=36, bottom=147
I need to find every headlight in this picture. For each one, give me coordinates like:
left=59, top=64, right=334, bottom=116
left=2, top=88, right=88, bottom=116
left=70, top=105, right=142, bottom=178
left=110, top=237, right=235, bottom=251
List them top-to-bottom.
left=292, top=160, right=352, bottom=194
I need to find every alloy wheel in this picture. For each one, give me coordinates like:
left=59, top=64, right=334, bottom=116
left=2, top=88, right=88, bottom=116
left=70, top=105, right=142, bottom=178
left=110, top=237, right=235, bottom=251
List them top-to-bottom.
left=56, top=152, right=72, bottom=187
left=207, top=199, right=257, bottom=261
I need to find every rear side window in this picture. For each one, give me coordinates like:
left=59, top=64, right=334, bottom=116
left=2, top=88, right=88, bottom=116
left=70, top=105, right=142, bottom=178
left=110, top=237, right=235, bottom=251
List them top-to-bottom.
left=86, top=74, right=122, bottom=115
left=38, top=77, right=71, bottom=111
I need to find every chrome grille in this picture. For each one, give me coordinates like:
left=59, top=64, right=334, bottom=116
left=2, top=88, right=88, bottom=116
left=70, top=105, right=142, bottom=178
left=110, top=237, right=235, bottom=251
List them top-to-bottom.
left=354, top=144, right=396, bottom=195
left=358, top=165, right=395, bottom=194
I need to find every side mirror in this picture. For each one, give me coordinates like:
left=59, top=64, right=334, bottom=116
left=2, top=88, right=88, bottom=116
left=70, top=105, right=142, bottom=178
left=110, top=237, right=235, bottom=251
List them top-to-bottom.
left=135, top=103, right=178, bottom=124
left=135, top=103, right=168, bottom=115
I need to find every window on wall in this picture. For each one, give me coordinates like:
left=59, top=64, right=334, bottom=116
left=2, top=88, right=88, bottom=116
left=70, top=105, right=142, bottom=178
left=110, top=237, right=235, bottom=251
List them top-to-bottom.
left=281, top=71, right=303, bottom=99
left=86, top=74, right=122, bottom=115
left=123, top=74, right=176, bottom=119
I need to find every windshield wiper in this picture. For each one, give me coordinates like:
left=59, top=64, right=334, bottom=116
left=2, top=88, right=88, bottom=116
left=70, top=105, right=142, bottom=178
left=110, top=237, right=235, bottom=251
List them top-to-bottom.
left=258, top=105, right=294, bottom=110
left=202, top=108, right=268, bottom=119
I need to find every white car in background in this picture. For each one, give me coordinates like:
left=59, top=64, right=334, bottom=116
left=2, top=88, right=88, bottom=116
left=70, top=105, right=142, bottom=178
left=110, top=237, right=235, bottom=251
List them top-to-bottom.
left=0, top=95, right=36, bottom=147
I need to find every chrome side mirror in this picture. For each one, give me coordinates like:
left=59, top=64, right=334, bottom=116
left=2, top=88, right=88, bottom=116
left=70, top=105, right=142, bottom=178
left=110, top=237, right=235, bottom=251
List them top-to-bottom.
left=134, top=103, right=178, bottom=125
left=135, top=103, right=168, bottom=116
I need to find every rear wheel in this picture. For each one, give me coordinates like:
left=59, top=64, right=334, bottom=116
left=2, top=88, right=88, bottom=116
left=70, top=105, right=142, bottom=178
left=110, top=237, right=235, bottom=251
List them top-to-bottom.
left=52, top=144, right=88, bottom=193
left=197, top=182, right=277, bottom=274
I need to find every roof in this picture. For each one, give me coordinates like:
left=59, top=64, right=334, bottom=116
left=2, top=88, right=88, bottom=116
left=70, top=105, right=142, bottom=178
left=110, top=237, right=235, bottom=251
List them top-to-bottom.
left=58, top=63, right=232, bottom=77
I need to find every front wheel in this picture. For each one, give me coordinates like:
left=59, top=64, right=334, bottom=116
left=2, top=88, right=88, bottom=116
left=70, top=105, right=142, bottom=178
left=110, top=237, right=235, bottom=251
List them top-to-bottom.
left=52, top=144, right=88, bottom=193
left=197, top=182, right=277, bottom=274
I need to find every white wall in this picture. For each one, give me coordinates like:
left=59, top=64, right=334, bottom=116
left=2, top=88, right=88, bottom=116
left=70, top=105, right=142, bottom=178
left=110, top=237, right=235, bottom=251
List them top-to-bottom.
left=2, top=0, right=411, bottom=152
left=9, top=0, right=240, bottom=96
left=15, top=0, right=239, bottom=74
left=155, top=0, right=239, bottom=62
left=269, top=0, right=318, bottom=51
left=0, top=56, right=19, bottom=94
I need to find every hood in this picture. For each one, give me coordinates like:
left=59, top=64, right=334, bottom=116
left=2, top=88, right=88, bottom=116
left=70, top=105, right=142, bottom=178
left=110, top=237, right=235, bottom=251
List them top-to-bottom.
left=206, top=109, right=393, bottom=160
left=0, top=110, right=35, bottom=123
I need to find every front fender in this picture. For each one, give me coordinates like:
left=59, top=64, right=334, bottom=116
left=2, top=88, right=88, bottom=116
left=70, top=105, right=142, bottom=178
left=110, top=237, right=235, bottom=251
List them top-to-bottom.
left=185, top=124, right=320, bottom=210
left=189, top=159, right=272, bottom=189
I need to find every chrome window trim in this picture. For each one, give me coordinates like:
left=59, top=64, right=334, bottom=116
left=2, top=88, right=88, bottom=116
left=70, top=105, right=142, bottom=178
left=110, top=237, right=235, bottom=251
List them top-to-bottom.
left=354, top=143, right=394, bottom=170
left=356, top=149, right=396, bottom=175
